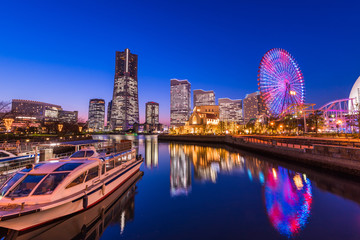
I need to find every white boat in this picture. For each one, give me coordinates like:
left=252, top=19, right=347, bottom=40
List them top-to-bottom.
left=0, top=144, right=143, bottom=231
left=0, top=150, right=37, bottom=163
left=2, top=170, right=143, bottom=239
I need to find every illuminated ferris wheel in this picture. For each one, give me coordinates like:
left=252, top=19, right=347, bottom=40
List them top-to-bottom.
left=258, top=48, right=305, bottom=117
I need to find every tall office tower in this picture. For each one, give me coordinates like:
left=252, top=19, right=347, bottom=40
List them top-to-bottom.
left=111, top=48, right=139, bottom=130
left=170, top=79, right=191, bottom=127
left=193, top=89, right=215, bottom=107
left=243, top=91, right=265, bottom=124
left=219, top=98, right=243, bottom=124
left=88, top=99, right=105, bottom=132
left=107, top=100, right=112, bottom=127
left=145, top=102, right=159, bottom=125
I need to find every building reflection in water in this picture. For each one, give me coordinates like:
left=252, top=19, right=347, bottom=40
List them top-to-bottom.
left=145, top=135, right=158, bottom=168
left=170, top=143, right=191, bottom=196
left=170, top=143, right=312, bottom=237
left=177, top=144, right=245, bottom=183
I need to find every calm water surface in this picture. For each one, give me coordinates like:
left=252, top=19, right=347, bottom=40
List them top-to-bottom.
left=6, top=135, right=360, bottom=239
left=95, top=135, right=360, bottom=240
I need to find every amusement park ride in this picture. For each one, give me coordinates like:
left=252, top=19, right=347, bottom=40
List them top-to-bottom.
left=257, top=48, right=357, bottom=133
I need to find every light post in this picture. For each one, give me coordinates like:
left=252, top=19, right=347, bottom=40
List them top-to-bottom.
left=336, top=119, right=343, bottom=135
left=270, top=121, right=274, bottom=135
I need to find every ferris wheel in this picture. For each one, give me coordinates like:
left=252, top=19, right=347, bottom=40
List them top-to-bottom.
left=258, top=48, right=305, bottom=117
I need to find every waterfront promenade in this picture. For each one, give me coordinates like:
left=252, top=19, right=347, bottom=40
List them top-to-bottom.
left=159, top=134, right=360, bottom=177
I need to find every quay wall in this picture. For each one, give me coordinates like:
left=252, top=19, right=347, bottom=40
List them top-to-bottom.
left=158, top=134, right=360, bottom=177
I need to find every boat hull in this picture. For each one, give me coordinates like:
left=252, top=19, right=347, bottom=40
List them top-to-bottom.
left=0, top=160, right=142, bottom=231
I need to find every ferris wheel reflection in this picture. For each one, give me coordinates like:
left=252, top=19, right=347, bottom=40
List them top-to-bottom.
left=264, top=167, right=312, bottom=237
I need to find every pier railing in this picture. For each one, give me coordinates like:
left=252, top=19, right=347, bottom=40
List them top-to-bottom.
left=238, top=136, right=313, bottom=150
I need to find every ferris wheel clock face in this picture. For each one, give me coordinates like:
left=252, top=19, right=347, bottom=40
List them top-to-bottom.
left=258, top=48, right=305, bottom=117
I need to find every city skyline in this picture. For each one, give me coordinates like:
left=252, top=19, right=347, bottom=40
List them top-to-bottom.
left=1, top=1, right=360, bottom=125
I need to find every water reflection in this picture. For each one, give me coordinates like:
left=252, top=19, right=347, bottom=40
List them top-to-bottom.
left=145, top=135, right=158, bottom=169
left=169, top=142, right=313, bottom=237
left=170, top=144, right=191, bottom=196
left=171, top=144, right=244, bottom=183
left=264, top=168, right=312, bottom=237
left=1, top=171, right=142, bottom=240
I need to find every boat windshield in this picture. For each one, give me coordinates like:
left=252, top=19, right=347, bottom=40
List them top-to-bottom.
left=70, top=151, right=95, bottom=158
left=0, top=152, right=10, bottom=158
left=54, top=163, right=83, bottom=172
left=33, top=172, right=69, bottom=195
left=0, top=173, right=24, bottom=197
left=7, top=174, right=46, bottom=198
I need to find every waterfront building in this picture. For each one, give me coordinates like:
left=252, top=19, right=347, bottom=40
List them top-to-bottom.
left=110, top=48, right=139, bottom=131
left=170, top=79, right=191, bottom=127
left=193, top=89, right=215, bottom=107
left=243, top=92, right=265, bottom=124
left=219, top=98, right=243, bottom=124
left=12, top=99, right=62, bottom=120
left=88, top=99, right=105, bottom=132
left=107, top=100, right=112, bottom=128
left=145, top=102, right=159, bottom=125
left=184, top=105, right=219, bottom=134
left=58, top=110, right=78, bottom=123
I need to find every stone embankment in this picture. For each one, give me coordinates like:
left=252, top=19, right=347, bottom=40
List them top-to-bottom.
left=158, top=134, right=360, bottom=177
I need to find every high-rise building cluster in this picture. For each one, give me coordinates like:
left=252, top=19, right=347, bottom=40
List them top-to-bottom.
left=87, top=48, right=163, bottom=133
left=169, top=79, right=265, bottom=131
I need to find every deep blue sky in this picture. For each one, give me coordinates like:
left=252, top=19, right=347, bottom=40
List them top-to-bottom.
left=1, top=0, right=359, bottom=125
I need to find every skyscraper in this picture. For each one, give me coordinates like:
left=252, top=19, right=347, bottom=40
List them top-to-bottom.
left=111, top=48, right=139, bottom=131
left=170, top=79, right=191, bottom=127
left=193, top=89, right=215, bottom=107
left=243, top=92, right=265, bottom=124
left=88, top=98, right=105, bottom=132
left=219, top=98, right=243, bottom=124
left=145, top=102, right=159, bottom=125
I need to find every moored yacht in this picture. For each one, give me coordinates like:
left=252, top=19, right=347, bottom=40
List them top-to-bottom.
left=0, top=143, right=143, bottom=231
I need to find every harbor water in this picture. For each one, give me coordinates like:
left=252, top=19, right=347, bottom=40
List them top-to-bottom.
left=2, top=135, right=360, bottom=239
left=97, top=135, right=360, bottom=240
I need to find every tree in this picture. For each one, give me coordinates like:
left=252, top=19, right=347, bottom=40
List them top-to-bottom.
left=0, top=101, right=11, bottom=120
left=308, top=110, right=324, bottom=134
left=217, top=121, right=226, bottom=134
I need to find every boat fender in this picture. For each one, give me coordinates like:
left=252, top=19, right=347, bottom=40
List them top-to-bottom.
left=101, top=184, right=105, bottom=195
left=83, top=195, right=88, bottom=209
left=100, top=207, right=105, bottom=220
left=80, top=225, right=87, bottom=239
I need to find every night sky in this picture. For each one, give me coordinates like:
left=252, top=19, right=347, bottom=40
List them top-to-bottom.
left=1, top=0, right=359, bottom=125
